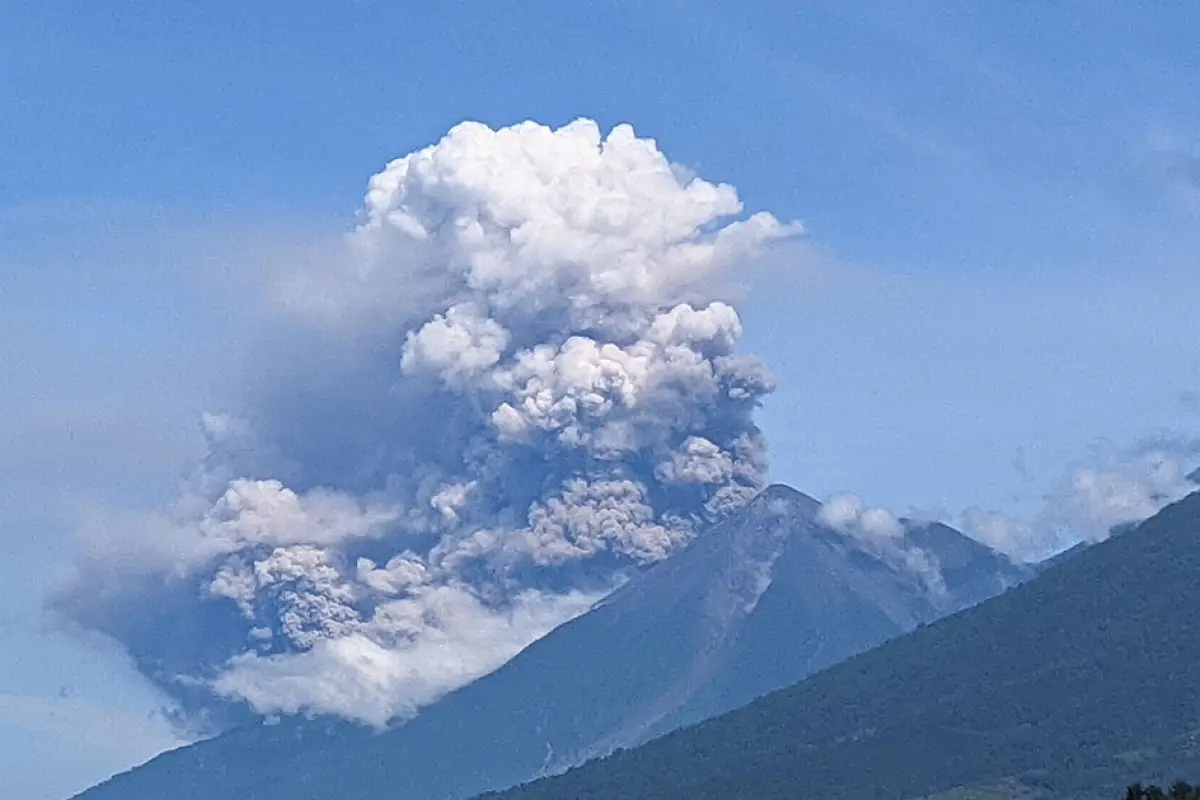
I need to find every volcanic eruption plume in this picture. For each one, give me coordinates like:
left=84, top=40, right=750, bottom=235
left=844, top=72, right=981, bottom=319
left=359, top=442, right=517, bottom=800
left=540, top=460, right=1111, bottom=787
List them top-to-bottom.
left=51, top=119, right=802, bottom=729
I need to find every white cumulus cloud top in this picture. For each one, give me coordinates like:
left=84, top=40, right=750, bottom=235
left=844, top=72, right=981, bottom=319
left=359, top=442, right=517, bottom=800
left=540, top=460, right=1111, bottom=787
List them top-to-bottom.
left=53, top=118, right=801, bottom=730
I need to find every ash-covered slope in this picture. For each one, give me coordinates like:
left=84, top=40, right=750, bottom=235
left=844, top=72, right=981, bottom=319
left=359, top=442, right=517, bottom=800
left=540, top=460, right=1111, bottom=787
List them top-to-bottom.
left=75, top=485, right=1025, bottom=800
left=487, top=489, right=1200, bottom=800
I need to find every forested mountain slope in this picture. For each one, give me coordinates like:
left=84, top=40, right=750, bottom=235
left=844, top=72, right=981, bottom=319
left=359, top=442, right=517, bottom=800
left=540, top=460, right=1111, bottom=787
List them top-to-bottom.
left=487, top=491, right=1200, bottom=800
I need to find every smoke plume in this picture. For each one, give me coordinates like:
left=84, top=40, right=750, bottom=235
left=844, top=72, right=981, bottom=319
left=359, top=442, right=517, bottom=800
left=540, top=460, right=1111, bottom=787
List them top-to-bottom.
left=51, top=119, right=800, bottom=729
left=961, top=446, right=1200, bottom=561
left=816, top=492, right=947, bottom=595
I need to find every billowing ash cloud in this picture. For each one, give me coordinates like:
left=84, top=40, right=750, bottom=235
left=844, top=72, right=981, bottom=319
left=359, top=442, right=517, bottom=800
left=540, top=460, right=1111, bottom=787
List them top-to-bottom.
left=50, top=119, right=800, bottom=729
left=816, top=492, right=946, bottom=595
left=817, top=492, right=905, bottom=542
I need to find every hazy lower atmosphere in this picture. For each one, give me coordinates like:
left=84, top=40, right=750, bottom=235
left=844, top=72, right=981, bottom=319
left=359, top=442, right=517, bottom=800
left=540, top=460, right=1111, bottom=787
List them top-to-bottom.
left=3, top=3, right=1199, bottom=799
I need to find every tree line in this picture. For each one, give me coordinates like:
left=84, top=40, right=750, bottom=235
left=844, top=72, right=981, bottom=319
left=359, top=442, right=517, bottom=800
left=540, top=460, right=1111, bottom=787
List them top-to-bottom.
left=1126, top=782, right=1200, bottom=799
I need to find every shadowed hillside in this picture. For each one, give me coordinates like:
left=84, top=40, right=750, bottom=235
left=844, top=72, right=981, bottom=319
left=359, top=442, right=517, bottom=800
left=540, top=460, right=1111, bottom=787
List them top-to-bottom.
left=486, top=490, right=1200, bottom=800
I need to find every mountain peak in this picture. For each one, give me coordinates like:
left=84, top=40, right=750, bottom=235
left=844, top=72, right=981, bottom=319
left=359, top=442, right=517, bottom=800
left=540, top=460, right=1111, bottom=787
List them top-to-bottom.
left=73, top=482, right=1025, bottom=800
left=748, top=483, right=821, bottom=514
left=760, top=483, right=809, bottom=498
left=488, top=489, right=1200, bottom=800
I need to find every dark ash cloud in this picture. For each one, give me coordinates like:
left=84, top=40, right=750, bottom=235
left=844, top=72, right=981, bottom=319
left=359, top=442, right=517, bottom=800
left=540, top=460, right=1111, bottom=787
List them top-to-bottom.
left=50, top=119, right=802, bottom=728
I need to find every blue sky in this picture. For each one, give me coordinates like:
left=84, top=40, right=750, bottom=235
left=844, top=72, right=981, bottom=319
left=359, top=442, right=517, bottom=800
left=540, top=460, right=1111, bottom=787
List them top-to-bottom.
left=3, top=2, right=1199, bottom=797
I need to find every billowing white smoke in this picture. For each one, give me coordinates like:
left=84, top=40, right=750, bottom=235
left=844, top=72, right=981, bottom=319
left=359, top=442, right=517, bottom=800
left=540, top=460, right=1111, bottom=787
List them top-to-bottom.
left=52, top=119, right=799, bottom=729
left=814, top=448, right=1200, bottom=589
left=961, top=449, right=1200, bottom=561
left=1046, top=451, right=1196, bottom=537
left=816, top=492, right=947, bottom=595
left=817, top=492, right=905, bottom=542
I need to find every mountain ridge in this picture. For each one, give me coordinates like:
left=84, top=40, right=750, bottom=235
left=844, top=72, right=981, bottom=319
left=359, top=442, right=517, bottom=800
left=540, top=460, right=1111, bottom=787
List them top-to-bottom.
left=74, top=483, right=1027, bottom=800
left=484, top=489, right=1200, bottom=800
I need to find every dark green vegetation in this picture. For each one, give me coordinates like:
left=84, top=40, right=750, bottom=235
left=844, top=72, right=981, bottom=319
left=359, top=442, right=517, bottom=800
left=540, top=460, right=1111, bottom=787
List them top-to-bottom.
left=75, top=486, right=1023, bottom=800
left=485, top=491, right=1200, bottom=800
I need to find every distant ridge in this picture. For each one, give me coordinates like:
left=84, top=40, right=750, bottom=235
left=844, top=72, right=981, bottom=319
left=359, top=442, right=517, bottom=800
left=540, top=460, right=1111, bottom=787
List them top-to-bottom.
left=75, top=484, right=1025, bottom=800
left=485, top=489, right=1200, bottom=800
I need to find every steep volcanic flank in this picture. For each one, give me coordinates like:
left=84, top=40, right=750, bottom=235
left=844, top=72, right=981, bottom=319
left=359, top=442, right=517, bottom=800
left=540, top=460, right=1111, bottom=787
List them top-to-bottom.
left=76, top=484, right=1026, bottom=800
left=488, top=489, right=1200, bottom=800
